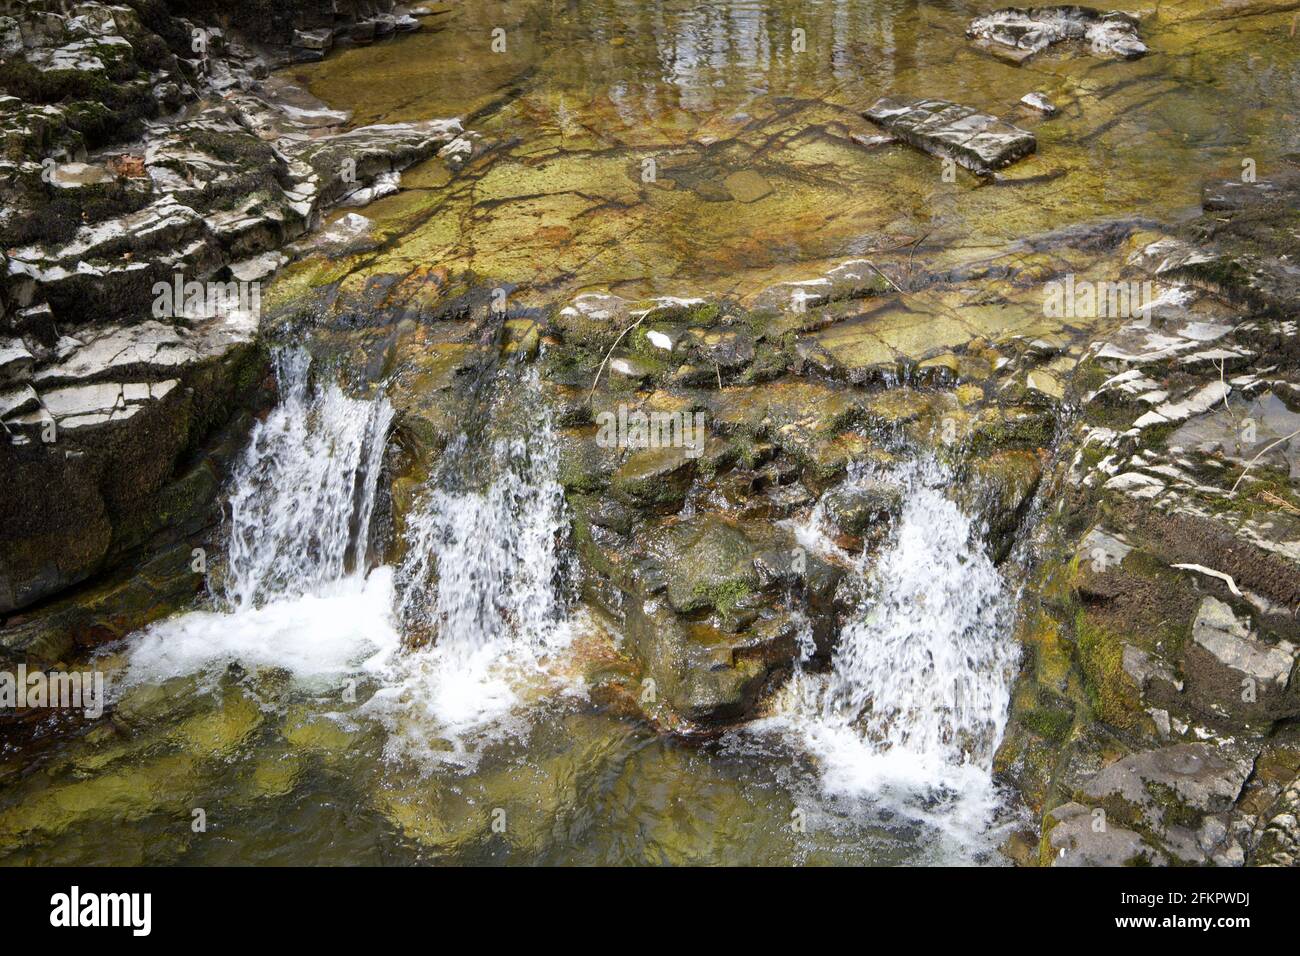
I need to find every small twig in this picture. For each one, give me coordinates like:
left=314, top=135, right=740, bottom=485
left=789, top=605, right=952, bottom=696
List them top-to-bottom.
left=905, top=230, right=931, bottom=290
left=862, top=259, right=905, bottom=296
left=588, top=311, right=650, bottom=403
left=1216, top=358, right=1237, bottom=427
left=1230, top=426, right=1300, bottom=494
left=1171, top=563, right=1243, bottom=597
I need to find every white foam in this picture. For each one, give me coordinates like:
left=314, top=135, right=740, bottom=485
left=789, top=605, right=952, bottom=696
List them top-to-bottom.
left=367, top=390, right=576, bottom=770
left=756, top=457, right=1020, bottom=856
left=123, top=569, right=401, bottom=689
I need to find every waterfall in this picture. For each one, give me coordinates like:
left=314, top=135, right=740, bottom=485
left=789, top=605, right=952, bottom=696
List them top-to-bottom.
left=121, top=349, right=401, bottom=688
left=223, top=349, right=394, bottom=610
left=362, top=368, right=576, bottom=767
left=393, top=429, right=569, bottom=652
left=761, top=457, right=1018, bottom=848
left=821, top=458, right=1015, bottom=766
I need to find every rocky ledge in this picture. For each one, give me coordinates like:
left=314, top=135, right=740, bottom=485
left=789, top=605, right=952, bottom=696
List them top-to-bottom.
left=1, top=0, right=473, bottom=650
left=997, top=160, right=1300, bottom=866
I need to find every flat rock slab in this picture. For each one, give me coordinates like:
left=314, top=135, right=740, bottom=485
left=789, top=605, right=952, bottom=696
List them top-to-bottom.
left=967, top=6, right=1148, bottom=64
left=864, top=97, right=1037, bottom=174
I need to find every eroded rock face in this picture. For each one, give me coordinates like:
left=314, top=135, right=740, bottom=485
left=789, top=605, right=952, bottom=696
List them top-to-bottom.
left=0, top=2, right=469, bottom=626
left=967, top=6, right=1148, bottom=64
left=864, top=97, right=1037, bottom=174
left=993, top=159, right=1300, bottom=866
left=499, top=252, right=1074, bottom=728
left=0, top=312, right=268, bottom=618
left=1184, top=597, right=1298, bottom=723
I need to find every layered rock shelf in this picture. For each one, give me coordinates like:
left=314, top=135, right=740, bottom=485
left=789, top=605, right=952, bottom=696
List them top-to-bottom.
left=1, top=0, right=1298, bottom=872
left=1, top=0, right=471, bottom=624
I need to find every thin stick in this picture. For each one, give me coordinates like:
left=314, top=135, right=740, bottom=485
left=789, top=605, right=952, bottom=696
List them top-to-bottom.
left=905, top=230, right=931, bottom=290
left=862, top=259, right=905, bottom=296
left=588, top=311, right=649, bottom=403
left=1230, top=426, right=1300, bottom=494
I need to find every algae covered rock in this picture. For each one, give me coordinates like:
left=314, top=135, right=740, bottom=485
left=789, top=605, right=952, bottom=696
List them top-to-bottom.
left=611, top=446, right=698, bottom=515
left=1044, top=801, right=1166, bottom=866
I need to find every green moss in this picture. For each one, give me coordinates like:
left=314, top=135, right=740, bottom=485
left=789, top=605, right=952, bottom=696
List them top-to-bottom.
left=687, top=303, right=722, bottom=326
left=970, top=410, right=1056, bottom=454
left=730, top=432, right=764, bottom=469
left=1208, top=466, right=1300, bottom=520
left=694, top=579, right=751, bottom=622
left=1073, top=610, right=1142, bottom=732
left=1021, top=704, right=1074, bottom=743
left=1145, top=782, right=1201, bottom=830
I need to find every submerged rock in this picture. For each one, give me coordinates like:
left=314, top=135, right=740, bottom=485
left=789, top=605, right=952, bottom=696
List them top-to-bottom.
left=967, top=6, right=1148, bottom=64
left=1020, top=92, right=1058, bottom=115
left=863, top=97, right=1037, bottom=174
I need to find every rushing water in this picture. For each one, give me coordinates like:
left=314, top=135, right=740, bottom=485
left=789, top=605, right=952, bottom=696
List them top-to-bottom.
left=5, top=0, right=1297, bottom=864
left=0, top=349, right=1019, bottom=864
left=223, top=350, right=393, bottom=611
left=123, top=352, right=401, bottom=690
left=369, top=374, right=578, bottom=768
left=751, top=458, right=1020, bottom=853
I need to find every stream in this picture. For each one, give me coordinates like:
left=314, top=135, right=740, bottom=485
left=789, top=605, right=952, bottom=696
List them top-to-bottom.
left=1, top=0, right=1297, bottom=865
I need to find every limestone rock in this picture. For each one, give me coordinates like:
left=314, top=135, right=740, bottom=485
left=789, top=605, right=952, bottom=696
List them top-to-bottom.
left=967, top=7, right=1148, bottom=64
left=864, top=97, right=1037, bottom=174
left=1183, top=597, right=1298, bottom=723
left=1046, top=802, right=1166, bottom=866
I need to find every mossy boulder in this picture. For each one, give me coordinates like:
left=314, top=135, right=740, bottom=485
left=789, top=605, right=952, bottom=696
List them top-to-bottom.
left=610, top=446, right=697, bottom=515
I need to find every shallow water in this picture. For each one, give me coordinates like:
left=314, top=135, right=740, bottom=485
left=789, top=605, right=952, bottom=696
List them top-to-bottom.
left=3, top=0, right=1298, bottom=865
left=280, top=0, right=1300, bottom=306
left=0, top=357, right=1021, bottom=865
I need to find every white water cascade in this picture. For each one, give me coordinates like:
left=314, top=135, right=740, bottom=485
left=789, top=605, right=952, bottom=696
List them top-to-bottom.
left=223, top=349, right=394, bottom=610
left=121, top=350, right=402, bottom=688
left=122, top=355, right=575, bottom=756
left=365, top=374, right=575, bottom=767
left=764, top=457, right=1019, bottom=847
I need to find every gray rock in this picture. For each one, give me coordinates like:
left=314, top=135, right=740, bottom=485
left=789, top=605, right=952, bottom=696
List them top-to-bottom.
left=967, top=7, right=1147, bottom=64
left=1020, top=92, right=1058, bottom=115
left=864, top=97, right=1037, bottom=174
left=0, top=338, right=34, bottom=384
left=0, top=384, right=39, bottom=421
left=822, top=480, right=902, bottom=537
left=1184, top=596, right=1298, bottom=723
left=1082, top=743, right=1254, bottom=826
left=1046, top=802, right=1167, bottom=866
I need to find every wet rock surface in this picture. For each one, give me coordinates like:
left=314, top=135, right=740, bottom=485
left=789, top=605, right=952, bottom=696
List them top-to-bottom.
left=2, top=0, right=1300, bottom=867
left=0, top=1, right=471, bottom=622
left=967, top=6, right=1148, bottom=64
left=864, top=97, right=1037, bottom=174
left=996, top=158, right=1300, bottom=866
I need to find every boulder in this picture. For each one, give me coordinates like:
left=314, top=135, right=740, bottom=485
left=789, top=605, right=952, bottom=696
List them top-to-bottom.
left=1183, top=597, right=1299, bottom=724
left=1045, top=801, right=1166, bottom=866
